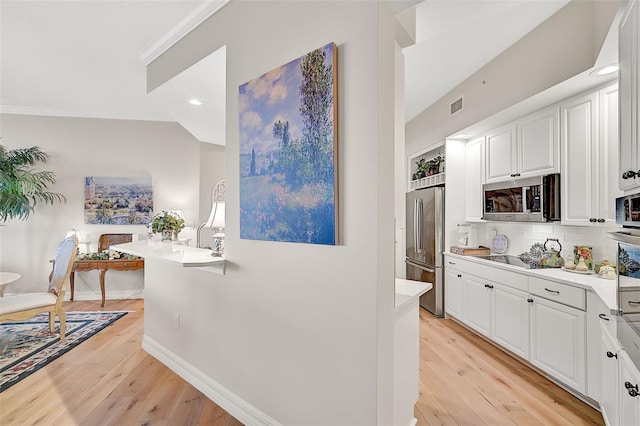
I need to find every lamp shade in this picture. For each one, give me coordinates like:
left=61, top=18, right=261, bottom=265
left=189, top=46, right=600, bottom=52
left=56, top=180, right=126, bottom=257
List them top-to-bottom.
left=205, top=202, right=225, bottom=228
left=168, top=209, right=185, bottom=220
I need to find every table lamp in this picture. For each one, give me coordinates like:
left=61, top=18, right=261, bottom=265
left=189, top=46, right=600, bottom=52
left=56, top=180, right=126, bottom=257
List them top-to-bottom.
left=205, top=201, right=225, bottom=257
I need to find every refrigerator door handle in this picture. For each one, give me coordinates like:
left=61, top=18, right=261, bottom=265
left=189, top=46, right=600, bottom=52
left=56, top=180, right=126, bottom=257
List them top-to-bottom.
left=415, top=198, right=424, bottom=254
left=405, top=258, right=435, bottom=273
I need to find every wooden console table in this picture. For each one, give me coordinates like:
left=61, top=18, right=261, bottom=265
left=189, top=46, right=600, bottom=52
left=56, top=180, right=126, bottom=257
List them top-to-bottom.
left=70, top=258, right=144, bottom=307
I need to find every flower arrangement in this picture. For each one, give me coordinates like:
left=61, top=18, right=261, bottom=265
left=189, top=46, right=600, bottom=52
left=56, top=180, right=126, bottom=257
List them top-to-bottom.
left=412, top=155, right=444, bottom=180
left=150, top=210, right=185, bottom=234
left=77, top=250, right=141, bottom=261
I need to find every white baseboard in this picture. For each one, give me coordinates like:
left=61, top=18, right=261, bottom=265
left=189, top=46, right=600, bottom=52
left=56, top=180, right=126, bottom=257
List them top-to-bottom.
left=67, top=290, right=144, bottom=302
left=142, top=335, right=280, bottom=426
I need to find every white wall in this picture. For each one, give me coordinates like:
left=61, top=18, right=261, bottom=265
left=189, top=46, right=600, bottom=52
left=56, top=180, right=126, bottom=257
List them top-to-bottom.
left=405, top=0, right=618, bottom=155
left=147, top=1, right=397, bottom=424
left=0, top=114, right=209, bottom=299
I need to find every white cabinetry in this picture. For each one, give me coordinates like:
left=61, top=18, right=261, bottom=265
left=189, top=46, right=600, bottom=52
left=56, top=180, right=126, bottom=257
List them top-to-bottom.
left=619, top=0, right=640, bottom=191
left=561, top=86, right=621, bottom=226
left=485, top=106, right=559, bottom=184
left=485, top=123, right=517, bottom=183
left=465, top=138, right=484, bottom=222
left=444, top=256, right=464, bottom=320
left=464, top=275, right=492, bottom=337
left=491, top=283, right=530, bottom=359
left=529, top=294, right=586, bottom=393
left=601, top=323, right=620, bottom=426
left=619, top=350, right=640, bottom=425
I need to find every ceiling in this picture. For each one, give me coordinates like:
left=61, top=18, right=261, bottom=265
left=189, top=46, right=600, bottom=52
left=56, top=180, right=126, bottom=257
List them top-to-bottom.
left=0, top=0, right=594, bottom=144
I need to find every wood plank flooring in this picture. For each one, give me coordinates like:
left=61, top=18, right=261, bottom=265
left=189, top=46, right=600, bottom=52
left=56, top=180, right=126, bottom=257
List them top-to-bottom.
left=0, top=299, right=242, bottom=425
left=1, top=300, right=604, bottom=425
left=414, top=309, right=605, bottom=426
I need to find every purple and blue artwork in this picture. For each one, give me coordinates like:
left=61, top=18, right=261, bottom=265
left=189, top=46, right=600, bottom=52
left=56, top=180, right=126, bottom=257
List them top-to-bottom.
left=239, top=42, right=338, bottom=245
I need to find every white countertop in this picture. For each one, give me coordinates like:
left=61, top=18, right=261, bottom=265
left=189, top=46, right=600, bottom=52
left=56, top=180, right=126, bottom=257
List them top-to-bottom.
left=111, top=241, right=225, bottom=268
left=445, top=252, right=617, bottom=311
left=395, top=278, right=432, bottom=310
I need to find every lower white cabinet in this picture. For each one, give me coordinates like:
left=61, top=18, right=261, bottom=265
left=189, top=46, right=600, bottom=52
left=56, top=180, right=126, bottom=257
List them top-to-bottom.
left=444, top=265, right=465, bottom=320
left=464, top=275, right=492, bottom=336
left=491, top=283, right=530, bottom=359
left=529, top=295, right=586, bottom=394
left=600, top=323, right=620, bottom=426
left=620, top=350, right=640, bottom=425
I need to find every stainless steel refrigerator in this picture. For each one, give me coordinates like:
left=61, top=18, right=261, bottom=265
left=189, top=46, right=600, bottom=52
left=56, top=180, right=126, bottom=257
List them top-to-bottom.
left=406, top=186, right=444, bottom=317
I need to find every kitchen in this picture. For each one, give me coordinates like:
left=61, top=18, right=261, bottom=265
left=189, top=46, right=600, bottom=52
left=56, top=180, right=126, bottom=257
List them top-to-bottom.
left=402, top=0, right=640, bottom=424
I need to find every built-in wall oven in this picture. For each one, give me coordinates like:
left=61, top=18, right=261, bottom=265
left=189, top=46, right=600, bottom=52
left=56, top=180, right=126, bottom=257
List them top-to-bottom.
left=610, top=192, right=640, bottom=370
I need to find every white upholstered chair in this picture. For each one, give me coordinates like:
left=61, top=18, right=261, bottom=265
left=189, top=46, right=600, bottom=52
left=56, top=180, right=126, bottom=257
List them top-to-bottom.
left=0, top=235, right=78, bottom=341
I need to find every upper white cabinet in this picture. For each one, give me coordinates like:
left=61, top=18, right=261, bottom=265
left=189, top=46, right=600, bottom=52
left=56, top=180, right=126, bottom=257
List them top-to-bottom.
left=619, top=0, right=640, bottom=191
left=561, top=85, right=622, bottom=226
left=485, top=106, right=559, bottom=184
left=518, top=106, right=561, bottom=178
left=465, top=138, right=484, bottom=222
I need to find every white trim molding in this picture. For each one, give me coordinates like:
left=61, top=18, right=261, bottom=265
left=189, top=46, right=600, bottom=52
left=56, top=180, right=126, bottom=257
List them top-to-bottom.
left=139, top=0, right=230, bottom=66
left=142, top=335, right=281, bottom=426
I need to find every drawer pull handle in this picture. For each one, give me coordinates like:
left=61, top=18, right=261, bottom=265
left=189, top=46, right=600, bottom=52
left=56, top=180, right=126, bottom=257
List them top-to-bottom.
left=448, top=261, right=456, bottom=265
left=457, top=274, right=462, bottom=278
left=484, top=284, right=494, bottom=289
left=544, top=288, right=560, bottom=295
left=527, top=298, right=534, bottom=303
left=629, top=301, right=640, bottom=305
left=599, top=313, right=610, bottom=321
left=607, top=351, right=618, bottom=359
left=626, top=382, right=640, bottom=397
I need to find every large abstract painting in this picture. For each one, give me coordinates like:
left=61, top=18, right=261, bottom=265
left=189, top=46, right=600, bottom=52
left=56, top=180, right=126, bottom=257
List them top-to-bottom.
left=239, top=42, right=338, bottom=245
left=84, top=177, right=153, bottom=224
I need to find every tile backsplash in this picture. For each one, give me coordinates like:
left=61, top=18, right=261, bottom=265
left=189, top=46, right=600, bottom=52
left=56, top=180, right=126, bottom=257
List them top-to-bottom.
left=472, top=222, right=619, bottom=265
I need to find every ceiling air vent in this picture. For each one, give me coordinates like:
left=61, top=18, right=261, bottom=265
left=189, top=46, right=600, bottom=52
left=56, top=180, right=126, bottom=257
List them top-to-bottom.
left=450, top=97, right=463, bottom=116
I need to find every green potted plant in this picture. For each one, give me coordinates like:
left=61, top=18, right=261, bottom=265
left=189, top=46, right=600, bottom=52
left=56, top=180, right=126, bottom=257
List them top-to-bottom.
left=0, top=145, right=66, bottom=222
left=150, top=210, right=185, bottom=241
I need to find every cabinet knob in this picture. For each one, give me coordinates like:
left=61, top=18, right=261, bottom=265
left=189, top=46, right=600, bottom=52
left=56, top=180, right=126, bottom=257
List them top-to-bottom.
left=623, top=170, right=638, bottom=179
left=589, top=218, right=597, bottom=223
left=597, top=218, right=605, bottom=223
left=457, top=274, right=462, bottom=278
left=527, top=298, right=534, bottom=303
left=607, top=351, right=618, bottom=359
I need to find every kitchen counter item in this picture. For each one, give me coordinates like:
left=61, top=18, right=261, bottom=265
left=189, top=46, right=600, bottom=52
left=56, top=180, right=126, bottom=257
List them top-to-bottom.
left=492, top=234, right=508, bottom=253
left=540, top=238, right=564, bottom=268
left=574, top=245, right=593, bottom=270
left=450, top=246, right=490, bottom=256
left=562, top=267, right=593, bottom=275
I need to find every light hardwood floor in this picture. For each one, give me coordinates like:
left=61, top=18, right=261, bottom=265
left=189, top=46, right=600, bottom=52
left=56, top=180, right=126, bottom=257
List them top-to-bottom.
left=0, top=299, right=242, bottom=425
left=1, top=300, right=604, bottom=425
left=414, top=309, right=605, bottom=425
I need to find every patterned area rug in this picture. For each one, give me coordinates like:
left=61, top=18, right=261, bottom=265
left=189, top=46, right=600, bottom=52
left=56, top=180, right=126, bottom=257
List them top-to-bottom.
left=0, top=311, right=128, bottom=392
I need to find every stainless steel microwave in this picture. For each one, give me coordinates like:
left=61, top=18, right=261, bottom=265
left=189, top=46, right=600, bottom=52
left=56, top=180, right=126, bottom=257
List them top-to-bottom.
left=482, top=174, right=561, bottom=222
left=616, top=192, right=640, bottom=228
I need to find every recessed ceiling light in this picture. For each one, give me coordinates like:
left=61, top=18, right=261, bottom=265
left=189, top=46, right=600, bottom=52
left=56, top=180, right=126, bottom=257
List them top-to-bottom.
left=591, top=64, right=619, bottom=76
left=189, top=99, right=203, bottom=106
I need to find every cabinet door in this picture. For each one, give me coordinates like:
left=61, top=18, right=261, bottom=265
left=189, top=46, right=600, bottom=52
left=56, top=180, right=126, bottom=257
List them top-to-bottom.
left=619, top=0, right=639, bottom=191
left=600, top=85, right=623, bottom=223
left=561, top=92, right=598, bottom=226
left=518, top=106, right=560, bottom=178
left=485, top=124, right=517, bottom=183
left=465, top=138, right=484, bottom=221
left=445, top=267, right=464, bottom=320
left=464, top=275, right=492, bottom=337
left=491, top=283, right=529, bottom=359
left=529, top=295, right=586, bottom=393
left=601, top=325, right=620, bottom=426
left=619, top=350, right=640, bottom=426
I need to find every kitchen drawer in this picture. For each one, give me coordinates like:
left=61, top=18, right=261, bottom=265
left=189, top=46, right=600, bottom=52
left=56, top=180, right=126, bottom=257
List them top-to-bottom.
left=444, top=256, right=467, bottom=271
left=464, top=261, right=528, bottom=292
left=529, top=277, right=586, bottom=310
left=620, top=289, right=640, bottom=314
